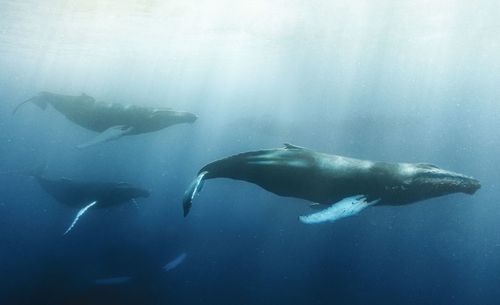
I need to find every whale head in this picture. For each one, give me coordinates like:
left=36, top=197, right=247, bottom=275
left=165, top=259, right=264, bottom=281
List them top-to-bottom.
left=132, top=109, right=197, bottom=134
left=150, top=109, right=198, bottom=126
left=177, top=111, right=198, bottom=124
left=393, top=163, right=481, bottom=203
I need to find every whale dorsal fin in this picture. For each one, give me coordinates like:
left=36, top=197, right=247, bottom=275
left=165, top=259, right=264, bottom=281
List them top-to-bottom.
left=80, top=93, right=95, bottom=103
left=283, top=143, right=306, bottom=150
left=417, top=163, right=439, bottom=169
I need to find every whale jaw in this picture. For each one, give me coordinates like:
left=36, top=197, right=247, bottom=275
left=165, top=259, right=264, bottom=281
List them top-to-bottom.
left=403, top=166, right=481, bottom=202
left=414, top=174, right=480, bottom=195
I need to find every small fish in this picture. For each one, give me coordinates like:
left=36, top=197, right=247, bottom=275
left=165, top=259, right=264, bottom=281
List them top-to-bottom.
left=163, top=253, right=187, bottom=272
left=94, top=276, right=132, bottom=285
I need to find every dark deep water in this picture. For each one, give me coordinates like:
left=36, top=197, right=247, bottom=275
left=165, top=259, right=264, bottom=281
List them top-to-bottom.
left=1, top=1, right=500, bottom=304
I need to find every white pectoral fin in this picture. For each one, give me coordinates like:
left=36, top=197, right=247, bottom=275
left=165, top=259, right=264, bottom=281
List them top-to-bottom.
left=76, top=125, right=133, bottom=149
left=299, top=195, right=380, bottom=225
left=63, top=201, right=97, bottom=235
left=163, top=253, right=187, bottom=272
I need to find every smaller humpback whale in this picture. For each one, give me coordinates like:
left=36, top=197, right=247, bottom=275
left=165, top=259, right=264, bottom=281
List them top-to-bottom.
left=13, top=92, right=198, bottom=148
left=182, top=144, right=480, bottom=224
left=31, top=172, right=149, bottom=234
left=163, top=253, right=187, bottom=272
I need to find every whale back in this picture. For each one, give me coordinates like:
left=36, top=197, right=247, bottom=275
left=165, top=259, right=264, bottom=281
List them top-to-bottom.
left=197, top=144, right=480, bottom=205
left=199, top=145, right=384, bottom=203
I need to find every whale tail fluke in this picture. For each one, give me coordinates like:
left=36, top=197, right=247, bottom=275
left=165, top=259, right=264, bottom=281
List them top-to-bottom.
left=12, top=93, right=48, bottom=114
left=182, top=171, right=208, bottom=217
left=299, top=195, right=380, bottom=224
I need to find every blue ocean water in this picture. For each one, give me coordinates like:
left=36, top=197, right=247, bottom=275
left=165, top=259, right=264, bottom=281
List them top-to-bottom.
left=0, top=1, right=499, bottom=304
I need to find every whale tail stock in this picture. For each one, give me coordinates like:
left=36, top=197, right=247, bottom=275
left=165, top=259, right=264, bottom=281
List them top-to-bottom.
left=12, top=93, right=49, bottom=114
left=182, top=171, right=209, bottom=217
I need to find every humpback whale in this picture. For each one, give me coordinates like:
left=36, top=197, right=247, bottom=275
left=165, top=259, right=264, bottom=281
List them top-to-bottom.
left=13, top=92, right=198, bottom=148
left=183, top=144, right=480, bottom=224
left=32, top=173, right=149, bottom=234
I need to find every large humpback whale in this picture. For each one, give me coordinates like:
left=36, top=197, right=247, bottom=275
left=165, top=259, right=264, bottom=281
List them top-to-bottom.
left=13, top=92, right=198, bottom=148
left=183, top=144, right=480, bottom=224
left=32, top=173, right=149, bottom=234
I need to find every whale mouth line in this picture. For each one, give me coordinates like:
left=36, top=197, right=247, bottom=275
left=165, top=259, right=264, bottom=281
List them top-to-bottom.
left=413, top=175, right=481, bottom=195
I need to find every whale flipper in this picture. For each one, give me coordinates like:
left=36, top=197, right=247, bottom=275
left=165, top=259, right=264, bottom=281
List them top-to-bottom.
left=76, top=125, right=133, bottom=149
left=182, top=171, right=208, bottom=217
left=299, top=195, right=380, bottom=224
left=63, top=200, right=97, bottom=235
left=163, top=253, right=187, bottom=272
